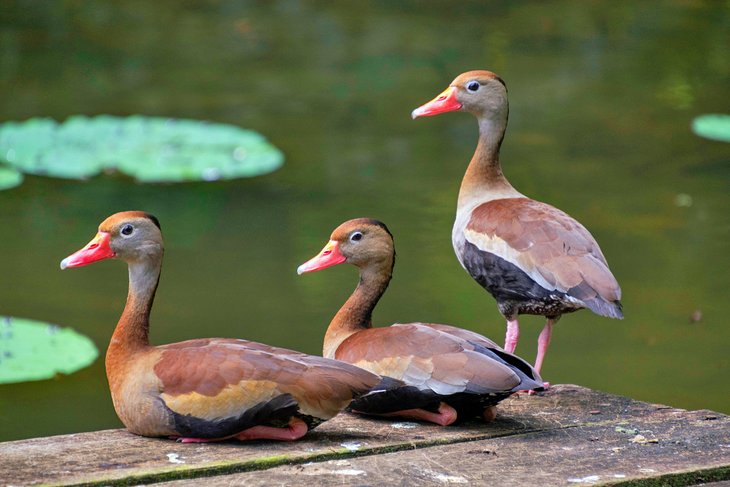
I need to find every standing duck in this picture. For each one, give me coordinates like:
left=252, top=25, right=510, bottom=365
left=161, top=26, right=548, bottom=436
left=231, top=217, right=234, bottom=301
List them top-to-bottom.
left=412, top=70, right=623, bottom=374
left=60, top=211, right=381, bottom=442
left=298, top=218, right=542, bottom=426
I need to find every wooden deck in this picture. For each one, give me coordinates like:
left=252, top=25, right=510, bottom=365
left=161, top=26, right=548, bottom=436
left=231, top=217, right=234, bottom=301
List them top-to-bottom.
left=1, top=385, right=729, bottom=486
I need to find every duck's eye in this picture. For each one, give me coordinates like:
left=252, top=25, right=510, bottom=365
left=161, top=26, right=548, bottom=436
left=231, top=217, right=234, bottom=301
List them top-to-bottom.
left=466, top=81, right=480, bottom=92
left=121, top=224, right=134, bottom=236
left=350, top=231, right=363, bottom=242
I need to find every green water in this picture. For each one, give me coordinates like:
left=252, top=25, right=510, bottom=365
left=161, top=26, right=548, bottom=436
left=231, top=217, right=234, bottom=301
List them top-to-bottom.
left=1, top=1, right=728, bottom=441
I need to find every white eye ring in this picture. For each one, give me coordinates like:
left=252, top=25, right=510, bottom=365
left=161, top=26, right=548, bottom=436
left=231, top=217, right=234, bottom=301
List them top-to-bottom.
left=466, top=81, right=480, bottom=92
left=121, top=224, right=134, bottom=236
left=350, top=231, right=363, bottom=242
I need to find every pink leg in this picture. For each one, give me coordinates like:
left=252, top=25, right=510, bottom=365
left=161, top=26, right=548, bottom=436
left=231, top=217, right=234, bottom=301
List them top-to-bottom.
left=534, top=318, right=555, bottom=374
left=504, top=319, right=520, bottom=353
left=363, top=402, right=458, bottom=426
left=174, top=417, right=308, bottom=443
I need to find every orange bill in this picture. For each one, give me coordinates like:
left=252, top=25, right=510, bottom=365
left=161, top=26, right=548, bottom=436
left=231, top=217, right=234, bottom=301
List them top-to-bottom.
left=411, top=86, right=461, bottom=119
left=60, top=232, right=115, bottom=269
left=297, top=240, right=346, bottom=274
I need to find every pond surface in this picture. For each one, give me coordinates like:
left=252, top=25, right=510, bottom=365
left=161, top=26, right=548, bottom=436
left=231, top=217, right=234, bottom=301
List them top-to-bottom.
left=1, top=1, right=728, bottom=441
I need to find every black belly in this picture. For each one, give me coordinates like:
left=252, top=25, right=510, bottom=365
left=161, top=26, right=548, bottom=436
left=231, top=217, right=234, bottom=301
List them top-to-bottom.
left=461, top=240, right=580, bottom=319
left=349, top=377, right=511, bottom=421
left=163, top=394, right=322, bottom=439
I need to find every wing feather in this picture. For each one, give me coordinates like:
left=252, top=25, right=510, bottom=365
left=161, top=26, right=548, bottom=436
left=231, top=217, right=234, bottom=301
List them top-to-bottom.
left=465, top=198, right=621, bottom=302
left=335, top=324, right=522, bottom=396
left=154, top=338, right=379, bottom=423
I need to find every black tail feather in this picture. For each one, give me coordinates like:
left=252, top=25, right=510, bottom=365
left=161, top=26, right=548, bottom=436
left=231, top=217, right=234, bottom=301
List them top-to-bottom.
left=469, top=342, right=544, bottom=392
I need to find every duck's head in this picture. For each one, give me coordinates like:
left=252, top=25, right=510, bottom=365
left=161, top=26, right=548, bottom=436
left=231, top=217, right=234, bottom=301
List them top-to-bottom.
left=411, top=70, right=508, bottom=120
left=60, top=211, right=163, bottom=269
left=297, top=218, right=394, bottom=274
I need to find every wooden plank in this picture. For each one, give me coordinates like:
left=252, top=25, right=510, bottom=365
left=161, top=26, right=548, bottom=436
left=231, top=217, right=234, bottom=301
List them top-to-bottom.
left=0, top=385, right=727, bottom=486
left=176, top=407, right=729, bottom=486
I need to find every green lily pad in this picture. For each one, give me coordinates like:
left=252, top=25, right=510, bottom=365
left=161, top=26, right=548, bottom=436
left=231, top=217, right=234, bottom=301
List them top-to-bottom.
left=691, top=114, right=730, bottom=143
left=0, top=115, right=284, bottom=182
left=0, top=165, right=23, bottom=191
left=0, top=316, right=99, bottom=384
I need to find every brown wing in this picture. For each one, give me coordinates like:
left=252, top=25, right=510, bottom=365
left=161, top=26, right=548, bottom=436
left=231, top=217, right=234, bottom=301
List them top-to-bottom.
left=465, top=198, right=622, bottom=307
left=419, top=323, right=542, bottom=388
left=421, top=323, right=501, bottom=349
left=335, top=324, right=521, bottom=395
left=154, top=338, right=379, bottom=426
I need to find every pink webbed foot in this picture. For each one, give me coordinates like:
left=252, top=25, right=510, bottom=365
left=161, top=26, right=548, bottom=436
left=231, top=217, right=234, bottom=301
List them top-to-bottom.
left=512, top=382, right=550, bottom=397
left=526, top=382, right=550, bottom=395
left=358, top=401, right=458, bottom=426
left=482, top=406, right=497, bottom=422
left=171, top=417, right=309, bottom=443
left=234, top=417, right=308, bottom=441
left=174, top=436, right=215, bottom=444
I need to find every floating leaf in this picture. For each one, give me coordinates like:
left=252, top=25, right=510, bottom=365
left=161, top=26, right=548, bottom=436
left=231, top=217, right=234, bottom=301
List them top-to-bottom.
left=691, top=114, right=730, bottom=143
left=0, top=115, right=284, bottom=182
left=0, top=165, right=23, bottom=191
left=0, top=316, right=98, bottom=384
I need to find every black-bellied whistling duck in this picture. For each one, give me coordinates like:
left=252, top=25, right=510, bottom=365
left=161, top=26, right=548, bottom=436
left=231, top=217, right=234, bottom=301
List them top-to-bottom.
left=412, top=70, right=623, bottom=375
left=60, top=211, right=381, bottom=442
left=297, top=218, right=542, bottom=426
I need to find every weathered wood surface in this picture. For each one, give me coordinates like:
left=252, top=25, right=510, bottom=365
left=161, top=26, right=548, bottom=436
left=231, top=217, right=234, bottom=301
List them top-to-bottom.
left=1, top=385, right=728, bottom=486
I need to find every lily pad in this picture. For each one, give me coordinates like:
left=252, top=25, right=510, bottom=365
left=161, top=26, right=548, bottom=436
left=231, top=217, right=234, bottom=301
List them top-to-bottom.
left=691, top=114, right=730, bottom=143
left=0, top=115, right=284, bottom=182
left=0, top=165, right=23, bottom=191
left=0, top=316, right=98, bottom=384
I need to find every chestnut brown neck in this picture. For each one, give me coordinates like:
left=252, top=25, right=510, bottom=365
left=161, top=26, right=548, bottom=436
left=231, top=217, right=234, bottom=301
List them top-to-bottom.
left=457, top=117, right=519, bottom=209
left=105, top=258, right=161, bottom=375
left=323, top=261, right=392, bottom=359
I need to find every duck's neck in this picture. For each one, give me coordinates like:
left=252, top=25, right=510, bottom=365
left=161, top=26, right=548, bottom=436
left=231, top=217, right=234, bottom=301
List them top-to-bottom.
left=457, top=116, right=520, bottom=210
left=106, top=259, right=161, bottom=371
left=323, top=263, right=392, bottom=359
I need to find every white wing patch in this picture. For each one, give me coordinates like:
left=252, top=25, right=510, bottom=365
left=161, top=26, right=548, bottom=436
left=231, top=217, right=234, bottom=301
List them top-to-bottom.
left=463, top=227, right=563, bottom=292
